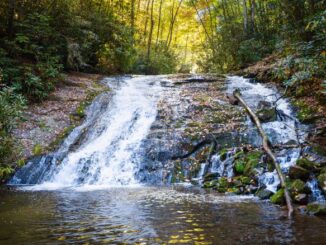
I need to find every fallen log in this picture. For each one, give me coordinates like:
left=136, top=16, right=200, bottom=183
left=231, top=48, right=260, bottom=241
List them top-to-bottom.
left=233, top=89, right=294, bottom=219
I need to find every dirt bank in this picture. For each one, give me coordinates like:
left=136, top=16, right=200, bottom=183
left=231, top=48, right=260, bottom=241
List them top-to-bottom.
left=12, top=72, right=107, bottom=162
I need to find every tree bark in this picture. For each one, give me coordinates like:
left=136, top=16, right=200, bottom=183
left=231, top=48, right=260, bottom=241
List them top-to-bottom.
left=7, top=0, right=15, bottom=38
left=233, top=89, right=294, bottom=219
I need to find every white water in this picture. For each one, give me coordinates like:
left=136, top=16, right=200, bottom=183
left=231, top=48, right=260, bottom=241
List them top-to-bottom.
left=22, top=76, right=163, bottom=190
left=225, top=77, right=306, bottom=193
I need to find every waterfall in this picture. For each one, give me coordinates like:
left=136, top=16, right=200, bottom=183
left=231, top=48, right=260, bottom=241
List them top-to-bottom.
left=9, top=76, right=163, bottom=190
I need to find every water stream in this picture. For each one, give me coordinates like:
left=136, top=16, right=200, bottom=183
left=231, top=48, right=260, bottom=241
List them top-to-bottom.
left=2, top=75, right=326, bottom=244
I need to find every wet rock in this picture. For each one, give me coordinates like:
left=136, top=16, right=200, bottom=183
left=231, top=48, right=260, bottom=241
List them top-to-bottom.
left=226, top=94, right=238, bottom=105
left=256, top=101, right=276, bottom=123
left=257, top=108, right=276, bottom=123
left=296, top=158, right=319, bottom=171
left=234, top=160, right=245, bottom=174
left=288, top=166, right=310, bottom=181
left=203, top=172, right=219, bottom=182
left=317, top=173, right=326, bottom=194
left=288, top=179, right=311, bottom=196
left=203, top=180, right=218, bottom=188
left=255, top=188, right=273, bottom=200
left=270, top=189, right=285, bottom=205
left=294, top=194, right=308, bottom=205
left=307, top=202, right=326, bottom=215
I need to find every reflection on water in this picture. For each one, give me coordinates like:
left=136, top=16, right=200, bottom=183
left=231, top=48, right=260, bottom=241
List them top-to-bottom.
left=1, top=186, right=326, bottom=244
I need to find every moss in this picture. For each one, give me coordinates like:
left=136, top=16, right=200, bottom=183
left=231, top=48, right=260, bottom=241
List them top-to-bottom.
left=48, top=125, right=76, bottom=151
left=32, top=144, right=43, bottom=155
left=312, top=144, right=326, bottom=157
left=219, top=148, right=228, bottom=161
left=234, top=150, right=244, bottom=159
left=243, top=151, right=262, bottom=176
left=17, top=158, right=26, bottom=167
left=296, top=158, right=319, bottom=170
left=234, top=160, right=245, bottom=174
left=0, top=165, right=14, bottom=180
left=317, top=173, right=326, bottom=193
left=240, top=176, right=251, bottom=185
left=214, top=177, right=229, bottom=193
left=288, top=179, right=310, bottom=197
left=203, top=180, right=218, bottom=188
left=227, top=187, right=241, bottom=194
left=270, top=189, right=285, bottom=205
left=307, top=203, right=326, bottom=216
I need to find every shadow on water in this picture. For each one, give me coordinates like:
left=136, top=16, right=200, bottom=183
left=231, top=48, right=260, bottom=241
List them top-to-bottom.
left=1, top=186, right=326, bottom=244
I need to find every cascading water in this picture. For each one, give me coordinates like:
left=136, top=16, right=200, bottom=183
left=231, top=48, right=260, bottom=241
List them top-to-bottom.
left=9, top=76, right=163, bottom=190
left=203, top=76, right=310, bottom=193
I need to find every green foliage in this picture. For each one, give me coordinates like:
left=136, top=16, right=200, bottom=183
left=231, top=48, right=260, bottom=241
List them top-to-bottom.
left=133, top=43, right=177, bottom=74
left=0, top=88, right=25, bottom=170
left=32, top=144, right=43, bottom=155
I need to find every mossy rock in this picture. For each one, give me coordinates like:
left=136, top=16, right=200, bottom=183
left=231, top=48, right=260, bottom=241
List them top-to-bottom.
left=257, top=108, right=276, bottom=123
left=219, top=148, right=228, bottom=161
left=234, top=150, right=244, bottom=160
left=236, top=150, right=262, bottom=177
left=296, top=158, right=319, bottom=171
left=234, top=160, right=245, bottom=174
left=288, top=165, right=310, bottom=181
left=320, top=167, right=326, bottom=175
left=203, top=172, right=219, bottom=182
left=317, top=173, right=326, bottom=194
left=240, top=176, right=251, bottom=185
left=214, top=177, right=229, bottom=193
left=288, top=179, right=310, bottom=196
left=203, top=180, right=218, bottom=189
left=227, top=187, right=241, bottom=195
left=255, top=188, right=273, bottom=200
left=270, top=189, right=285, bottom=205
left=307, top=202, right=326, bottom=216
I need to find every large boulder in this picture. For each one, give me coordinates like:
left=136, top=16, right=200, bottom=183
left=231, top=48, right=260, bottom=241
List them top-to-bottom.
left=288, top=166, right=310, bottom=181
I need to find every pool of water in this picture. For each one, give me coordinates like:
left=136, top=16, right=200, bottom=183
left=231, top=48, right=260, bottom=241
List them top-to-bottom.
left=1, top=186, right=326, bottom=244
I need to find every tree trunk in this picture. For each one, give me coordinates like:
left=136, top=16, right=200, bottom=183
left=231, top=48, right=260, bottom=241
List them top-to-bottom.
left=7, top=0, right=15, bottom=38
left=147, top=0, right=155, bottom=62
left=155, top=0, right=164, bottom=46
left=242, top=0, right=248, bottom=35
left=233, top=89, right=294, bottom=219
